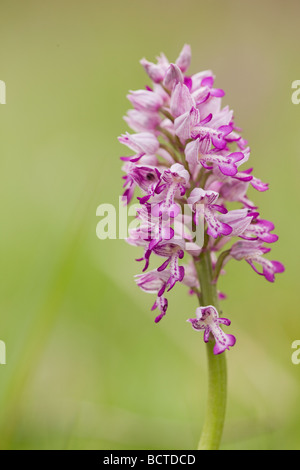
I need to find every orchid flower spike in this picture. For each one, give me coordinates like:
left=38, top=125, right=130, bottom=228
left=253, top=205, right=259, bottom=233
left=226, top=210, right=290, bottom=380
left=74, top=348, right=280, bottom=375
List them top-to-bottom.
left=118, top=44, right=284, bottom=356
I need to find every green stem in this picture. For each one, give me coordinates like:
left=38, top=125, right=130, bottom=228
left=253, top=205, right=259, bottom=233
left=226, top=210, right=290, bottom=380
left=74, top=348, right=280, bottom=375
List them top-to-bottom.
left=195, top=250, right=227, bottom=451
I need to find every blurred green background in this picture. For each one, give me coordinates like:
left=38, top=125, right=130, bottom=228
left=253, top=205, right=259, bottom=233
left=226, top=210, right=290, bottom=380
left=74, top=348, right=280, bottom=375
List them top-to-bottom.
left=0, top=0, right=299, bottom=450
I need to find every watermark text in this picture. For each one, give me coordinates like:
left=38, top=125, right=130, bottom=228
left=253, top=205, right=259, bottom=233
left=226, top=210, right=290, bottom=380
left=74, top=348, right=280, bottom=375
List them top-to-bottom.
left=0, top=80, right=6, bottom=104
left=291, top=80, right=300, bottom=105
left=96, top=197, right=204, bottom=252
left=0, top=340, right=6, bottom=365
left=291, top=340, right=300, bottom=365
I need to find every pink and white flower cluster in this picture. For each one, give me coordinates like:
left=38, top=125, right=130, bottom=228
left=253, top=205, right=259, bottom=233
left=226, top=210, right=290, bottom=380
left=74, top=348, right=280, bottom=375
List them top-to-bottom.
left=119, top=45, right=284, bottom=354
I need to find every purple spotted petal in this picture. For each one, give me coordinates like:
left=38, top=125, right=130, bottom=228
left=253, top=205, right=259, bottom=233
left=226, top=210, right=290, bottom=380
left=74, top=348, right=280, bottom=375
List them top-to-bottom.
left=187, top=305, right=236, bottom=355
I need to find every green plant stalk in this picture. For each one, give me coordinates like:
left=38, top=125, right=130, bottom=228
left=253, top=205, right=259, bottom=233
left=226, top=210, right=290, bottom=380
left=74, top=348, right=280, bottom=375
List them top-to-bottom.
left=161, top=114, right=228, bottom=450
left=195, top=250, right=227, bottom=451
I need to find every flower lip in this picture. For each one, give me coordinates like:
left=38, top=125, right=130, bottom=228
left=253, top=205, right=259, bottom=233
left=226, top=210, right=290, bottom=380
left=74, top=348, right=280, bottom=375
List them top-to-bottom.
left=187, top=305, right=236, bottom=355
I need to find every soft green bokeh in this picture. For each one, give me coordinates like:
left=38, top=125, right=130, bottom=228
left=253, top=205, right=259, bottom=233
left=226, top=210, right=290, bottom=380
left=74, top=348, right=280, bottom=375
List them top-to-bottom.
left=0, top=0, right=299, bottom=450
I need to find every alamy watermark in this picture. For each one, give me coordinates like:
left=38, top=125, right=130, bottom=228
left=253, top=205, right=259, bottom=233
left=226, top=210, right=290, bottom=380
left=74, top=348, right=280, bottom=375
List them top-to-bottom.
left=0, top=80, right=6, bottom=104
left=0, top=80, right=6, bottom=364
left=0, top=80, right=6, bottom=363
left=291, top=80, right=300, bottom=105
left=96, top=197, right=204, bottom=252
left=0, top=340, right=6, bottom=365
left=291, top=340, right=300, bottom=365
